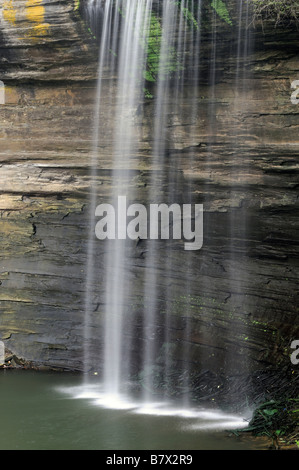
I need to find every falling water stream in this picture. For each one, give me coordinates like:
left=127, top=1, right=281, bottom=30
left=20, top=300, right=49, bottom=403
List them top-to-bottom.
left=79, top=0, right=254, bottom=427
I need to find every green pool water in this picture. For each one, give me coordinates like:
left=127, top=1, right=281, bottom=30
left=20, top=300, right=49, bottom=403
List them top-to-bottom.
left=0, top=370, right=261, bottom=451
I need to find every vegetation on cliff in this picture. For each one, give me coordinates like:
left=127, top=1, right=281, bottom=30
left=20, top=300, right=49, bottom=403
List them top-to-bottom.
left=250, top=0, right=299, bottom=28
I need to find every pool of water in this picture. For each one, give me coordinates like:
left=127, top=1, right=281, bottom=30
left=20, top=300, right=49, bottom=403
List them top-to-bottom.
left=0, top=370, right=260, bottom=450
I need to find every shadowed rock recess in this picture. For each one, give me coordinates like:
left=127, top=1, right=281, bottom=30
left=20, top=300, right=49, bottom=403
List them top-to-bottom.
left=0, top=0, right=298, bottom=405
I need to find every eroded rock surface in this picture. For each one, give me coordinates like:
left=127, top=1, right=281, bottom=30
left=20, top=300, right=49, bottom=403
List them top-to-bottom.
left=0, top=1, right=298, bottom=390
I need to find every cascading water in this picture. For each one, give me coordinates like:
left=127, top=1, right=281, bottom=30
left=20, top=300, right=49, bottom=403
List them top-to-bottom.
left=81, top=0, right=254, bottom=417
left=83, top=0, right=154, bottom=398
left=83, top=0, right=115, bottom=384
left=102, top=0, right=154, bottom=398
left=141, top=0, right=203, bottom=405
left=141, top=0, right=182, bottom=404
left=226, top=0, right=254, bottom=374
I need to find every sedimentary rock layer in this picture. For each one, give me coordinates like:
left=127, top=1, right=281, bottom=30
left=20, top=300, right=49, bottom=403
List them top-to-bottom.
left=0, top=1, right=298, bottom=382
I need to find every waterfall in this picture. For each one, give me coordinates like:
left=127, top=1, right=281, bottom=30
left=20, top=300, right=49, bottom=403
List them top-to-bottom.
left=82, top=0, right=254, bottom=407
left=83, top=0, right=154, bottom=397
left=83, top=0, right=115, bottom=383
left=102, top=0, right=153, bottom=397
left=141, top=0, right=203, bottom=404
left=141, top=0, right=181, bottom=404
left=225, top=0, right=254, bottom=378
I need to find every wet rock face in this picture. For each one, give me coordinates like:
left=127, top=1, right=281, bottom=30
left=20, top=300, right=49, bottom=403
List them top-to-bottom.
left=0, top=1, right=298, bottom=383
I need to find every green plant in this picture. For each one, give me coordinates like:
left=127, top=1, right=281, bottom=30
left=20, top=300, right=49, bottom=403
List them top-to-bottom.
left=211, top=0, right=233, bottom=25
left=172, top=1, right=200, bottom=30
left=143, top=12, right=163, bottom=83
left=143, top=88, right=154, bottom=99
left=236, top=398, right=299, bottom=446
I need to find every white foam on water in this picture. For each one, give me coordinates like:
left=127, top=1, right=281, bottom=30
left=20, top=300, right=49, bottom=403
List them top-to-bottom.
left=56, top=385, right=250, bottom=431
left=57, top=385, right=137, bottom=410
left=133, top=403, right=249, bottom=430
left=183, top=420, right=248, bottom=432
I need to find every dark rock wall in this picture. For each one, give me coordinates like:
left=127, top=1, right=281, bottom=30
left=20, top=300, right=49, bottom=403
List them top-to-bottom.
left=0, top=1, right=298, bottom=381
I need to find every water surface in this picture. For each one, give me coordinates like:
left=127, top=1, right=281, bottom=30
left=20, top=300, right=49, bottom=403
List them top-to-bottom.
left=0, top=371, right=263, bottom=450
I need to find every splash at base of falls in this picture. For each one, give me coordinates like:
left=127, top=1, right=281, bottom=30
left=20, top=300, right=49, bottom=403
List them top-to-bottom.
left=57, top=383, right=250, bottom=432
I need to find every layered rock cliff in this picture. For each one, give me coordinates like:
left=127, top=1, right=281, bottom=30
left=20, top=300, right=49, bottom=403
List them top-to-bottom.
left=0, top=0, right=298, bottom=402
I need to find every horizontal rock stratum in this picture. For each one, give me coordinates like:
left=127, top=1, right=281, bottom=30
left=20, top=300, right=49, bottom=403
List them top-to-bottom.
left=0, top=1, right=298, bottom=399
